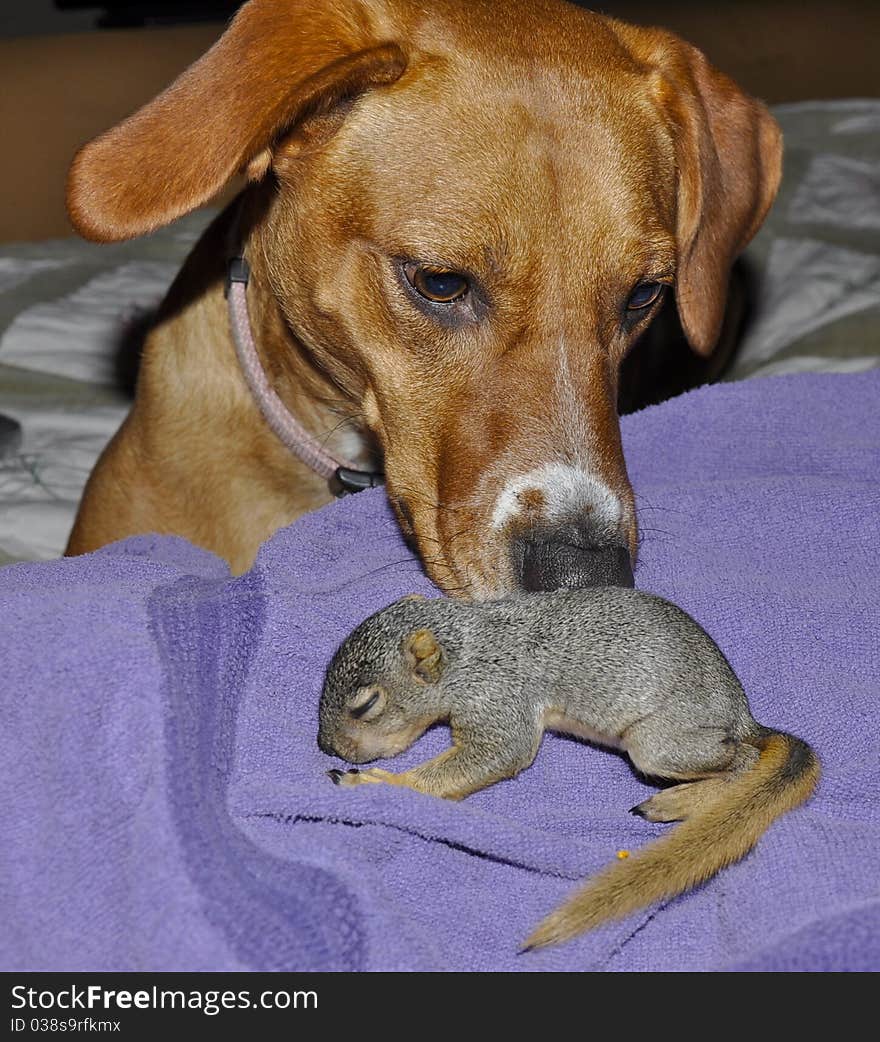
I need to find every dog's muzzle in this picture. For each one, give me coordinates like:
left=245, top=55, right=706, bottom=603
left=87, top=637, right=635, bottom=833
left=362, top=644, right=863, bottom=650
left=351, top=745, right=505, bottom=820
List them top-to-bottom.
left=511, top=524, right=634, bottom=591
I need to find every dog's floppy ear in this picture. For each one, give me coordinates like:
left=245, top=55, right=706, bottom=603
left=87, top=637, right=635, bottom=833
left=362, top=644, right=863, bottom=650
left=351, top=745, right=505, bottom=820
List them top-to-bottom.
left=67, top=0, right=407, bottom=243
left=623, top=29, right=782, bottom=356
left=672, top=51, right=782, bottom=356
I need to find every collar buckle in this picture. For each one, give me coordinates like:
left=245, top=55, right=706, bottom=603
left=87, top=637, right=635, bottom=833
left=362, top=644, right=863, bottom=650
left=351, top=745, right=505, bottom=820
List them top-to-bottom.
left=224, top=255, right=251, bottom=297
left=329, top=467, right=385, bottom=498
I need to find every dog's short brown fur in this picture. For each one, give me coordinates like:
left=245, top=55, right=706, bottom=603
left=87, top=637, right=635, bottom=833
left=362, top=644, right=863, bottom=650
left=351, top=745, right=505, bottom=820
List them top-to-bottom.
left=65, top=0, right=781, bottom=595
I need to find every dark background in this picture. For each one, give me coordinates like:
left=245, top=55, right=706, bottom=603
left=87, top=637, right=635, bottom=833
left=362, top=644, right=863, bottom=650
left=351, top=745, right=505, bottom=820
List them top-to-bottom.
left=2, top=1, right=878, bottom=240
left=2, top=2, right=241, bottom=34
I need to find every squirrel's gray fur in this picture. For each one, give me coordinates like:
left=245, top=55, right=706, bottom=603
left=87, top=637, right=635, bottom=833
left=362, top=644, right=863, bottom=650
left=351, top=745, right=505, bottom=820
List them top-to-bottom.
left=319, top=588, right=818, bottom=950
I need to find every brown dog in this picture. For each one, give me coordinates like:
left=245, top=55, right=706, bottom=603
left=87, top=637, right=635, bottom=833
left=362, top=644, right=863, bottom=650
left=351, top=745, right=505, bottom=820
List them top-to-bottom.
left=65, top=0, right=781, bottom=596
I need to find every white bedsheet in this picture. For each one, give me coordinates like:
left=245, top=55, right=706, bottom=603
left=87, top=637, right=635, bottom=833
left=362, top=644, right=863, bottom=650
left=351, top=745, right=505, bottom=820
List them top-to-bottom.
left=1, top=261, right=178, bottom=385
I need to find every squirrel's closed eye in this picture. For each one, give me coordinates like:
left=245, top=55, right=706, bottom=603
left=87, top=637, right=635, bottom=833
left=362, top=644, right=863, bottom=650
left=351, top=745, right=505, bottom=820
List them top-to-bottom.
left=349, top=687, right=386, bottom=720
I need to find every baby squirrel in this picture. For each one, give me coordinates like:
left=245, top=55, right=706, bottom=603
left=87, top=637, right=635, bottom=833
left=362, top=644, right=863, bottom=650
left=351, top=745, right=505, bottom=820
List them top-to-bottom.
left=319, top=588, right=819, bottom=950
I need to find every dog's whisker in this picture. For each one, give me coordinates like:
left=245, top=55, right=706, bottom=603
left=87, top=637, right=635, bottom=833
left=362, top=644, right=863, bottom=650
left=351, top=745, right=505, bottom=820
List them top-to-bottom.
left=392, top=493, right=471, bottom=517
left=633, top=498, right=691, bottom=518
left=361, top=557, right=425, bottom=579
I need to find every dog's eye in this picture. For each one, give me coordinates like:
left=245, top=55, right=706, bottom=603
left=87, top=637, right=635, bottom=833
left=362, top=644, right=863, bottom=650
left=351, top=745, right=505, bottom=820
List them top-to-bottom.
left=409, top=266, right=469, bottom=303
left=626, top=281, right=665, bottom=310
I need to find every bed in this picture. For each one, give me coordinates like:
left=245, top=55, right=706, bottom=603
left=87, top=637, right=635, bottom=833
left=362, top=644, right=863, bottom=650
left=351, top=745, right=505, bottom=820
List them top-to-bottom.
left=0, top=100, right=878, bottom=972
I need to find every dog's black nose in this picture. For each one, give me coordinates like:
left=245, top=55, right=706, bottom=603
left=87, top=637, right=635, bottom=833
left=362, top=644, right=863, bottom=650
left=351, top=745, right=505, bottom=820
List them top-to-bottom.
left=512, top=528, right=634, bottom=591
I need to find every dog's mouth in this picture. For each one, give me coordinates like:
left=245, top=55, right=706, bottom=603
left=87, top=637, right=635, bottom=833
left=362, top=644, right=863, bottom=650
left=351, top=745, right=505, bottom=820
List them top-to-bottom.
left=387, top=465, right=636, bottom=599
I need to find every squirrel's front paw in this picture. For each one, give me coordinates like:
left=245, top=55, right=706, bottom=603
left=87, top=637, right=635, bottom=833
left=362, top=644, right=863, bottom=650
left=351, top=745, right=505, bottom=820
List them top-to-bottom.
left=327, top=767, right=396, bottom=789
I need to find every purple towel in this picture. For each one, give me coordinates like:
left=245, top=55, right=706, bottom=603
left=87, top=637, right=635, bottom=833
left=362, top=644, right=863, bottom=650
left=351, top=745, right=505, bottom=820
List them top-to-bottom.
left=1, top=370, right=878, bottom=972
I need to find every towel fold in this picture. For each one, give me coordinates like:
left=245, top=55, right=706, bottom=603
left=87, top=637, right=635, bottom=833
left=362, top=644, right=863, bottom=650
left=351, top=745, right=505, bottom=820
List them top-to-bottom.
left=1, top=370, right=878, bottom=971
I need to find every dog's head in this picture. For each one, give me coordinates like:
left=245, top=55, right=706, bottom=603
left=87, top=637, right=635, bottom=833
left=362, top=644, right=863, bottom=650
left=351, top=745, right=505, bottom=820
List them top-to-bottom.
left=67, top=0, right=781, bottom=598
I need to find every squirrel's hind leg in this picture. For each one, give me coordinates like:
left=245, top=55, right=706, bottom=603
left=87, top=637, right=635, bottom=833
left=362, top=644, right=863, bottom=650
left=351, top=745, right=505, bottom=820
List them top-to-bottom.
left=628, top=737, right=760, bottom=822
left=632, top=778, right=729, bottom=822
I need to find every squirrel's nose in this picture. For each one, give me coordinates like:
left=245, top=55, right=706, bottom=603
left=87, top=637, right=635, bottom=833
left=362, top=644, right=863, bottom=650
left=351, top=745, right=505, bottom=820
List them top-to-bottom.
left=511, top=526, right=634, bottom=591
left=317, top=732, right=336, bottom=756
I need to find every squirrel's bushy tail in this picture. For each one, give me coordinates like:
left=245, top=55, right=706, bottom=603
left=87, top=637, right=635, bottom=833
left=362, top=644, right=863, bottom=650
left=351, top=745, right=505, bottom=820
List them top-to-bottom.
left=522, top=731, right=819, bottom=951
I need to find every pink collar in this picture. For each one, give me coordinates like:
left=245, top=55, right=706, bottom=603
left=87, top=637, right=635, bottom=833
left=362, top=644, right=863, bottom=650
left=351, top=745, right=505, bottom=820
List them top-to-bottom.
left=225, top=253, right=384, bottom=497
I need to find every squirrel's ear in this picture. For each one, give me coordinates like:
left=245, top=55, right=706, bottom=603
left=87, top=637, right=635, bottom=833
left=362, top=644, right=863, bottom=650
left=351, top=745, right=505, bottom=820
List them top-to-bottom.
left=403, top=628, right=444, bottom=684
